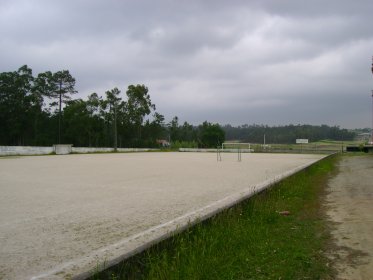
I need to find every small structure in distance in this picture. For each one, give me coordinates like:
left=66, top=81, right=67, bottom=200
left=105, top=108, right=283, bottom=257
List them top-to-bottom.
left=296, top=139, right=309, bottom=144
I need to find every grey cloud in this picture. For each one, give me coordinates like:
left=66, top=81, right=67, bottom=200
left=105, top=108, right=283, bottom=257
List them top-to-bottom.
left=1, top=0, right=372, bottom=128
left=255, top=0, right=373, bottom=18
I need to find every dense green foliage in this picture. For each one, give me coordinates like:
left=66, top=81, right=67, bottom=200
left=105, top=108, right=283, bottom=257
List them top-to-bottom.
left=0, top=65, right=355, bottom=148
left=0, top=65, right=48, bottom=145
left=0, top=66, right=225, bottom=148
left=168, top=117, right=225, bottom=148
left=223, top=124, right=355, bottom=144
left=93, top=156, right=336, bottom=280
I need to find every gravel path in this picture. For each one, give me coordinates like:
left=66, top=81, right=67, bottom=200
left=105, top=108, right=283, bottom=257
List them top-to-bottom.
left=0, top=152, right=323, bottom=280
left=326, top=155, right=373, bottom=280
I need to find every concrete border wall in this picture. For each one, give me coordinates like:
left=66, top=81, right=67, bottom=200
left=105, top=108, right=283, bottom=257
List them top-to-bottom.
left=54, top=144, right=73, bottom=155
left=0, top=146, right=53, bottom=156
left=0, top=146, right=159, bottom=156
left=72, top=147, right=158, bottom=153
left=72, top=147, right=113, bottom=153
left=179, top=148, right=253, bottom=153
left=179, top=148, right=334, bottom=154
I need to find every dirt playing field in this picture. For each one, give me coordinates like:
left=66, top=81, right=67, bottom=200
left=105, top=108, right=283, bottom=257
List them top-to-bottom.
left=0, top=152, right=324, bottom=280
left=326, top=155, right=373, bottom=280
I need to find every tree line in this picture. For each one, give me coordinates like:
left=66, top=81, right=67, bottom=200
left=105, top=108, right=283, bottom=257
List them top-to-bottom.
left=0, top=65, right=225, bottom=148
left=0, top=66, right=355, bottom=148
left=223, top=124, right=355, bottom=144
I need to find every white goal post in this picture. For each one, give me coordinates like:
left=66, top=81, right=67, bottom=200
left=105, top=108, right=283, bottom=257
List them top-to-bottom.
left=216, top=143, right=254, bottom=162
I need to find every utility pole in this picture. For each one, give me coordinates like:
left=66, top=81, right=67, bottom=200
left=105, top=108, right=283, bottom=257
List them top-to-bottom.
left=371, top=57, right=373, bottom=144
left=58, top=81, right=62, bottom=144
left=371, top=90, right=373, bottom=144
left=114, top=102, right=118, bottom=152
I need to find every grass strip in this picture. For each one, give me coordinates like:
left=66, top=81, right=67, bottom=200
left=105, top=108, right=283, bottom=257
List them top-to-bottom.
left=92, top=155, right=336, bottom=280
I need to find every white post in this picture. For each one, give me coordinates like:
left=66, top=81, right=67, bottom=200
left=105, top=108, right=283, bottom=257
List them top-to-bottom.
left=371, top=91, right=373, bottom=144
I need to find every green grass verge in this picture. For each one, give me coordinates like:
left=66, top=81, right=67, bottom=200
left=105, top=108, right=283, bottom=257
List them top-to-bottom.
left=92, top=155, right=337, bottom=280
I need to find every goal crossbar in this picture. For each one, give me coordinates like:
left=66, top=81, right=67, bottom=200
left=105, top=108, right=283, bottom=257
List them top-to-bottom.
left=221, top=142, right=252, bottom=150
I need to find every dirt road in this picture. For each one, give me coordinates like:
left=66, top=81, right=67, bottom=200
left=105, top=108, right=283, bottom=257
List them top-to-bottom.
left=326, top=155, right=373, bottom=280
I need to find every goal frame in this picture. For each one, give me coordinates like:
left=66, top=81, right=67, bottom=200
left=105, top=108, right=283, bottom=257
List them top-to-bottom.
left=221, top=142, right=252, bottom=150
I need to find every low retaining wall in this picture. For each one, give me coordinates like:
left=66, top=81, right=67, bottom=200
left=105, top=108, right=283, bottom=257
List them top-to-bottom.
left=54, top=144, right=73, bottom=155
left=0, top=146, right=158, bottom=156
left=0, top=146, right=53, bottom=156
left=72, top=147, right=158, bottom=153
left=72, top=147, right=113, bottom=153
left=179, top=148, right=254, bottom=153
left=179, top=148, right=336, bottom=154
left=257, top=149, right=337, bottom=154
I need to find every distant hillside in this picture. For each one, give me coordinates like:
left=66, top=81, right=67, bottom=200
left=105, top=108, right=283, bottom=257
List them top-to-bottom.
left=222, top=124, right=355, bottom=144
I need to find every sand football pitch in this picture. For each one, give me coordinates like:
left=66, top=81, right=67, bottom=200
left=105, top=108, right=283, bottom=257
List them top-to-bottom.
left=0, top=152, right=324, bottom=279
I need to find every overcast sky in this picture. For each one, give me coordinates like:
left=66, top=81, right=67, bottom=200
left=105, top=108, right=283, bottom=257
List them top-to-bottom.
left=1, top=0, right=373, bottom=128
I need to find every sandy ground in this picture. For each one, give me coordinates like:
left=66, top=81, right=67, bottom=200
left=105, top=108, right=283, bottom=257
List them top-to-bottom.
left=0, top=152, right=324, bottom=280
left=326, top=155, right=373, bottom=280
